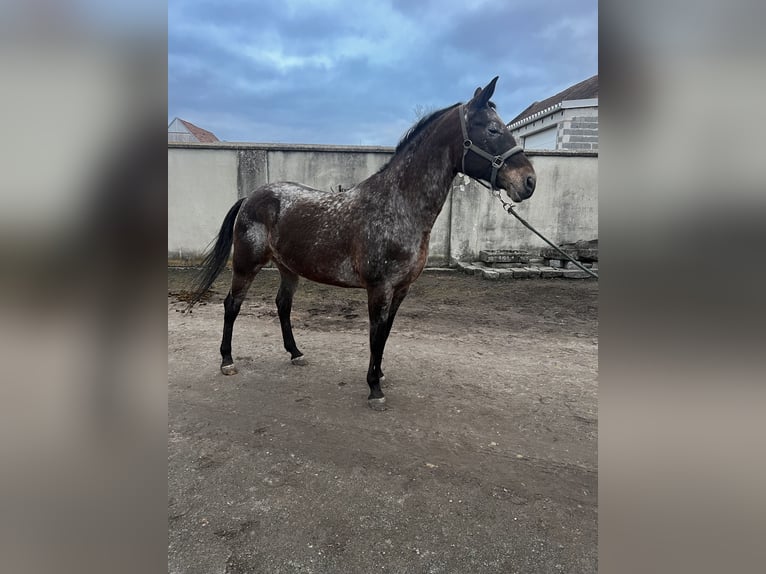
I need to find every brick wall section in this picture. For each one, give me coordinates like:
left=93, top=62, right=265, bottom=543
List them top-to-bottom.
left=558, top=115, right=599, bottom=151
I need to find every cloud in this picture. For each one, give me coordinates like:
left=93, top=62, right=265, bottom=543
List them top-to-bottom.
left=168, top=0, right=598, bottom=144
left=540, top=13, right=599, bottom=41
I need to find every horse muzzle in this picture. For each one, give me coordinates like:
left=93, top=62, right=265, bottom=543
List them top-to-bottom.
left=503, top=170, right=536, bottom=203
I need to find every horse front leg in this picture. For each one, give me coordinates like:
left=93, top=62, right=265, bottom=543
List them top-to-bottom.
left=275, top=266, right=306, bottom=365
left=366, top=285, right=394, bottom=410
left=378, top=286, right=410, bottom=383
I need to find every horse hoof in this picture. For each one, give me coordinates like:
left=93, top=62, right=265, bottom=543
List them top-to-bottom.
left=291, top=355, right=308, bottom=366
left=221, top=364, right=238, bottom=375
left=367, top=397, right=387, bottom=411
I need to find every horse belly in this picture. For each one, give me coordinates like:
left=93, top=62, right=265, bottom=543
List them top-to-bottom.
left=271, top=215, right=363, bottom=288
left=277, top=249, right=362, bottom=288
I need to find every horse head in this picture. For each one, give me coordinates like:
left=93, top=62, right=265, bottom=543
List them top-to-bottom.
left=461, top=77, right=536, bottom=203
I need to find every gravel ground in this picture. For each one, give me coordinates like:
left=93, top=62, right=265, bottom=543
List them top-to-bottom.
left=168, top=269, right=598, bottom=573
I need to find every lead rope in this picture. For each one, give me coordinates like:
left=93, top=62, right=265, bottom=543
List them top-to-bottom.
left=466, top=177, right=599, bottom=279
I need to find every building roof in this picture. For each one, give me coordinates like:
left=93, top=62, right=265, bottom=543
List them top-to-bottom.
left=508, top=75, right=598, bottom=126
left=169, top=118, right=220, bottom=143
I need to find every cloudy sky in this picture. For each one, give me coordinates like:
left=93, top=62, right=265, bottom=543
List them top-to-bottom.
left=168, top=0, right=597, bottom=145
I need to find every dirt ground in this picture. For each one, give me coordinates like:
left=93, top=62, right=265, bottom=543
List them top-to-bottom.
left=168, top=268, right=598, bottom=573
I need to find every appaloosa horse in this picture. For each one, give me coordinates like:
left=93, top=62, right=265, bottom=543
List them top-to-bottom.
left=188, top=77, right=536, bottom=409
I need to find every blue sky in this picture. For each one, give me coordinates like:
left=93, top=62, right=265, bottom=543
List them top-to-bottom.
left=168, top=0, right=597, bottom=145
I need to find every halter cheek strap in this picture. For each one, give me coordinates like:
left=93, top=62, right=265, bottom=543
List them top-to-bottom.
left=459, top=104, right=523, bottom=190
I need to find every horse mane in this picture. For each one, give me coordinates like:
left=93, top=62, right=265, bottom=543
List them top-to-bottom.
left=394, top=102, right=461, bottom=155
left=371, top=103, right=461, bottom=176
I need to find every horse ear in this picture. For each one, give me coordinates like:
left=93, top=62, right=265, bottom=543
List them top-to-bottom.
left=470, top=76, right=499, bottom=108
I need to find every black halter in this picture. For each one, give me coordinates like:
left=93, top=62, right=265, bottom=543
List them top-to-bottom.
left=459, top=104, right=523, bottom=190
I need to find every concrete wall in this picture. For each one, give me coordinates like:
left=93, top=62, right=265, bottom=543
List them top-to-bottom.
left=168, top=142, right=391, bottom=260
left=168, top=143, right=596, bottom=266
left=168, top=147, right=239, bottom=260
left=449, top=152, right=598, bottom=261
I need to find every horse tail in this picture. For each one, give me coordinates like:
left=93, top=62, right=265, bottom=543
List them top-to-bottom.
left=185, top=197, right=246, bottom=310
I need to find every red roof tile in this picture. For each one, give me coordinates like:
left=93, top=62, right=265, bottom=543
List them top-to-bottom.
left=178, top=119, right=220, bottom=143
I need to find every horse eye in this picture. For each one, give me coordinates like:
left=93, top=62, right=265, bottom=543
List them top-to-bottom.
left=488, top=127, right=501, bottom=135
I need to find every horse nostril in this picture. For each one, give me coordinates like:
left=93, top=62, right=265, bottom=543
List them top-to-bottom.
left=525, top=175, right=536, bottom=194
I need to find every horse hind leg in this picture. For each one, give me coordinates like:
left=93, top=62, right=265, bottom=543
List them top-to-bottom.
left=220, top=230, right=269, bottom=375
left=220, top=265, right=260, bottom=374
left=275, top=265, right=306, bottom=365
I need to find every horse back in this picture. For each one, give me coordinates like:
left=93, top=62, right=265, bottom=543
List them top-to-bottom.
left=236, top=181, right=428, bottom=290
left=236, top=182, right=364, bottom=287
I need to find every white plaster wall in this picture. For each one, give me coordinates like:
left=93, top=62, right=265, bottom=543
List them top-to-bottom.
left=168, top=145, right=596, bottom=265
left=168, top=148, right=239, bottom=256
left=267, top=150, right=390, bottom=193
left=448, top=154, right=598, bottom=261
left=425, top=188, right=453, bottom=266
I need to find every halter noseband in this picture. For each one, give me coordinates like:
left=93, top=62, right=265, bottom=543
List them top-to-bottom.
left=459, top=104, right=523, bottom=190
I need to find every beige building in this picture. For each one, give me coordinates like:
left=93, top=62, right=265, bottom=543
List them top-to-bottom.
left=507, top=75, right=598, bottom=152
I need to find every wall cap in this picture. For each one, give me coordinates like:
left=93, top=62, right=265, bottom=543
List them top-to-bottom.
left=168, top=141, right=394, bottom=153
left=168, top=142, right=596, bottom=157
left=524, top=150, right=598, bottom=157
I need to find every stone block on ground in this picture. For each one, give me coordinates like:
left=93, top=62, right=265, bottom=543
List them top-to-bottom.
left=540, top=239, right=599, bottom=264
left=540, top=247, right=578, bottom=261
left=479, top=249, right=530, bottom=265
left=574, top=249, right=598, bottom=263
left=564, top=260, right=584, bottom=269
left=455, top=261, right=475, bottom=274
left=524, top=266, right=542, bottom=278
left=539, top=266, right=563, bottom=278
left=510, top=267, right=530, bottom=278
left=481, top=268, right=500, bottom=280
left=561, top=268, right=592, bottom=279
